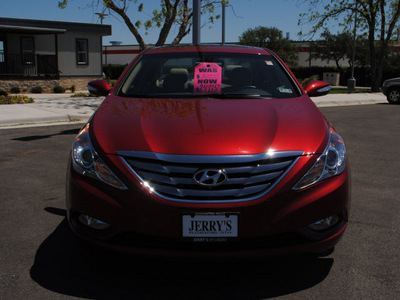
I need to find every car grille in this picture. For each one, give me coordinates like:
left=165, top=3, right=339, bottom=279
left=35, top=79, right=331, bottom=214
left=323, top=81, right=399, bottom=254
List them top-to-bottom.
left=118, top=151, right=303, bottom=203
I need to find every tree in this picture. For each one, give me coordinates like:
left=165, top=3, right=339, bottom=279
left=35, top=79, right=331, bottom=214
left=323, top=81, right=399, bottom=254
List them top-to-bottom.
left=59, top=0, right=227, bottom=50
left=298, top=0, right=400, bottom=91
left=238, top=26, right=298, bottom=66
left=309, top=30, right=370, bottom=69
left=309, top=30, right=353, bottom=73
left=353, top=37, right=370, bottom=68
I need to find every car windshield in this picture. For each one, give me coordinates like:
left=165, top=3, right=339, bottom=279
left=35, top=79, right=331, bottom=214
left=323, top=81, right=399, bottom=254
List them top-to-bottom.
left=117, top=51, right=300, bottom=99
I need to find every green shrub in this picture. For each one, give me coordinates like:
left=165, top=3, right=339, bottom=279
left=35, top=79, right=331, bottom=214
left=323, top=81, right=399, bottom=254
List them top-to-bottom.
left=103, top=64, right=128, bottom=80
left=290, top=66, right=376, bottom=87
left=108, top=79, right=117, bottom=86
left=53, top=85, right=66, bottom=93
left=70, top=85, right=76, bottom=93
left=31, top=86, right=43, bottom=94
left=10, top=87, right=20, bottom=94
left=0, top=90, right=7, bottom=96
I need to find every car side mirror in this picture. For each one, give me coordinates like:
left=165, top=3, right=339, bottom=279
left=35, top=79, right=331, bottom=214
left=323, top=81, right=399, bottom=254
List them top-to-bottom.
left=87, top=80, right=111, bottom=96
left=304, top=80, right=331, bottom=97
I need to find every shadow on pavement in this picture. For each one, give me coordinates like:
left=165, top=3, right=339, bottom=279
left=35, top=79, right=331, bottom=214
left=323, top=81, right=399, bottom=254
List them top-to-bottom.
left=12, top=128, right=81, bottom=142
left=30, top=215, right=334, bottom=299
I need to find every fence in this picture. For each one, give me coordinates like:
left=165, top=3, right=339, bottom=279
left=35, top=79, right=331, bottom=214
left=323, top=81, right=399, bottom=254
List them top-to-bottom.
left=0, top=54, right=58, bottom=78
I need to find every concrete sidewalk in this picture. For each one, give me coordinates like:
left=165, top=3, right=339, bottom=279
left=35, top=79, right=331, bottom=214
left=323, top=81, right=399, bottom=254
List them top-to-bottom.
left=0, top=92, right=387, bottom=129
left=312, top=92, right=387, bottom=107
left=0, top=93, right=104, bottom=128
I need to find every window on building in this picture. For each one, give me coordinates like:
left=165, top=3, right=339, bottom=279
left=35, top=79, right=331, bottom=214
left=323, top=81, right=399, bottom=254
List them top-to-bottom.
left=21, top=36, right=35, bottom=65
left=76, top=39, right=88, bottom=65
left=0, top=40, right=4, bottom=63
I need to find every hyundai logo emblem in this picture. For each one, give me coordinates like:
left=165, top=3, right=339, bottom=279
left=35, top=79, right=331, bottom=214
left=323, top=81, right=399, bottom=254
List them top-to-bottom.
left=193, top=169, right=228, bottom=187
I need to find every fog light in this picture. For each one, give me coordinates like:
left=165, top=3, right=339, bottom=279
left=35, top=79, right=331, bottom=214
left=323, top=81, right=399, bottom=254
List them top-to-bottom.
left=78, top=214, right=110, bottom=230
left=308, top=215, right=339, bottom=231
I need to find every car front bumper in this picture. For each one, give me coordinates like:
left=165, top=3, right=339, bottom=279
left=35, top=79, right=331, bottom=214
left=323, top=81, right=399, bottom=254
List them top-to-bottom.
left=66, top=158, right=351, bottom=258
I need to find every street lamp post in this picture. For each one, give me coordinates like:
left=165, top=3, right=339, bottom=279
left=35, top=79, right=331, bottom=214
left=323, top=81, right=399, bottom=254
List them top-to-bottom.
left=348, top=0, right=357, bottom=89
left=95, top=13, right=108, bottom=24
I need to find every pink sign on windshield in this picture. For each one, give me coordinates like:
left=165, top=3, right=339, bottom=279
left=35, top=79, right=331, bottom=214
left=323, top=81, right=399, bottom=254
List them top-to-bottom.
left=194, top=63, right=222, bottom=93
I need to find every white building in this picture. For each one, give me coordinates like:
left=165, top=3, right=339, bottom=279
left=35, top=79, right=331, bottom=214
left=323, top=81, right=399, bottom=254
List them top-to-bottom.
left=101, top=42, right=349, bottom=68
left=103, top=44, right=141, bottom=65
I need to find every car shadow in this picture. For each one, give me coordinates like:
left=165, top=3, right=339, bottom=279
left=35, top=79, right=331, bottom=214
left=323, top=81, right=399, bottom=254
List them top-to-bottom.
left=12, top=128, right=81, bottom=142
left=30, top=214, right=334, bottom=299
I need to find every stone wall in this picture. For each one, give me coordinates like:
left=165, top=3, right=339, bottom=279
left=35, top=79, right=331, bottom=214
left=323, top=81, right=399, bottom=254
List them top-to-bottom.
left=0, top=76, right=102, bottom=93
left=59, top=77, right=102, bottom=92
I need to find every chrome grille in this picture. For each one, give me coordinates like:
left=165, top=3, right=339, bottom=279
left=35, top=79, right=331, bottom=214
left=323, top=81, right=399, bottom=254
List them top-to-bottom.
left=118, top=151, right=303, bottom=203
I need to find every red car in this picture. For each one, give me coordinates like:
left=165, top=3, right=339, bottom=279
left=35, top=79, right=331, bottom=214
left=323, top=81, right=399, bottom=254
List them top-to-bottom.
left=67, top=45, right=350, bottom=257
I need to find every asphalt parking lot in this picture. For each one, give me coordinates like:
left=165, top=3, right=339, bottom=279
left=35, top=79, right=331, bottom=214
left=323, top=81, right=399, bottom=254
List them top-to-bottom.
left=0, top=103, right=399, bottom=299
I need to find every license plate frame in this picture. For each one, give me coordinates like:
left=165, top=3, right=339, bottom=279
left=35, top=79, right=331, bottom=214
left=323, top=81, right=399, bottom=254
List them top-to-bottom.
left=182, top=213, right=239, bottom=238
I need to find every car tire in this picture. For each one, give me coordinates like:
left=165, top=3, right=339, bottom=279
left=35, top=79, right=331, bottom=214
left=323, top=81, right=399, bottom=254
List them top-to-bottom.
left=387, top=88, right=400, bottom=104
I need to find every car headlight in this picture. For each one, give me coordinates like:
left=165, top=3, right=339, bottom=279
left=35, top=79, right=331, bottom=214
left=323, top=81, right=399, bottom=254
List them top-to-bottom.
left=72, top=123, right=127, bottom=190
left=293, top=128, right=346, bottom=190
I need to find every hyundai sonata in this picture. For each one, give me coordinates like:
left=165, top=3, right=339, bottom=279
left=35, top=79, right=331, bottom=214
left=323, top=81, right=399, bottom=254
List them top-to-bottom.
left=66, top=45, right=350, bottom=257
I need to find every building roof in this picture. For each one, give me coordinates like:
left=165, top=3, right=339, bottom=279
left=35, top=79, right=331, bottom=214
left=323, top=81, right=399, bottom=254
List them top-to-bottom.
left=0, top=17, right=111, bottom=36
left=0, top=25, right=67, bottom=34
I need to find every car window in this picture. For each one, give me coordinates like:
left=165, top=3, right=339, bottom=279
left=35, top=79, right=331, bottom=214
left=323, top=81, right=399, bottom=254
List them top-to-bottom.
left=117, top=52, right=300, bottom=99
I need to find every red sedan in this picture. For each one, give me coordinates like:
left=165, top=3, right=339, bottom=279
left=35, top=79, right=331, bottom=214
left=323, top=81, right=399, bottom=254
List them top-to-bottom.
left=66, top=45, right=350, bottom=257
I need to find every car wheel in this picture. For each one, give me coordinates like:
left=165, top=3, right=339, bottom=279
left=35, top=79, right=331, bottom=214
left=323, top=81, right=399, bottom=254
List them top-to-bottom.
left=387, top=88, right=400, bottom=104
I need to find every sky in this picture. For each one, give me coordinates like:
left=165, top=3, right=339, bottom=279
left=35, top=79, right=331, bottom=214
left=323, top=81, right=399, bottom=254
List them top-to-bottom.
left=0, top=0, right=332, bottom=46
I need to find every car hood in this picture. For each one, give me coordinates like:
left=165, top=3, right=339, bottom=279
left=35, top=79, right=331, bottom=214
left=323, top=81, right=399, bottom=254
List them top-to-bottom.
left=385, top=77, right=400, bottom=83
left=91, top=95, right=328, bottom=156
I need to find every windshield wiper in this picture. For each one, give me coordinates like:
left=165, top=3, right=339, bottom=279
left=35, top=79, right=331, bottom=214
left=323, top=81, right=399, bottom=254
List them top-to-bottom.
left=121, top=93, right=271, bottom=99
left=215, top=93, right=264, bottom=99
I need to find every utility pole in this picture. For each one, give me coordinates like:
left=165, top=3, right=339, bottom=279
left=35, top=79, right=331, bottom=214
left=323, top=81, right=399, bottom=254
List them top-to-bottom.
left=193, top=0, right=201, bottom=45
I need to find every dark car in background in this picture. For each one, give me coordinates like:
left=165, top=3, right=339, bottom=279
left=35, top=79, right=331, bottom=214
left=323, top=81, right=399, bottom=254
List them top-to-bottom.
left=66, top=45, right=351, bottom=258
left=381, top=77, right=400, bottom=104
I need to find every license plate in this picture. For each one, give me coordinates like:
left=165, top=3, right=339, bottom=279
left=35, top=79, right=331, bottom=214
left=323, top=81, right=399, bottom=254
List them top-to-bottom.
left=182, top=213, right=238, bottom=238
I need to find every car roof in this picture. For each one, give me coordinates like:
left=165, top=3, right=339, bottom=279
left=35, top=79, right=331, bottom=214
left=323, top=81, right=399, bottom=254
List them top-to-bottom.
left=144, top=44, right=272, bottom=55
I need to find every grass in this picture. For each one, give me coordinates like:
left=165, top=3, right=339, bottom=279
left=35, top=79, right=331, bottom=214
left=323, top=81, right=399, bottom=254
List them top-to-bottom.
left=329, top=87, right=371, bottom=94
left=70, top=92, right=98, bottom=97
left=0, top=95, right=34, bottom=105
